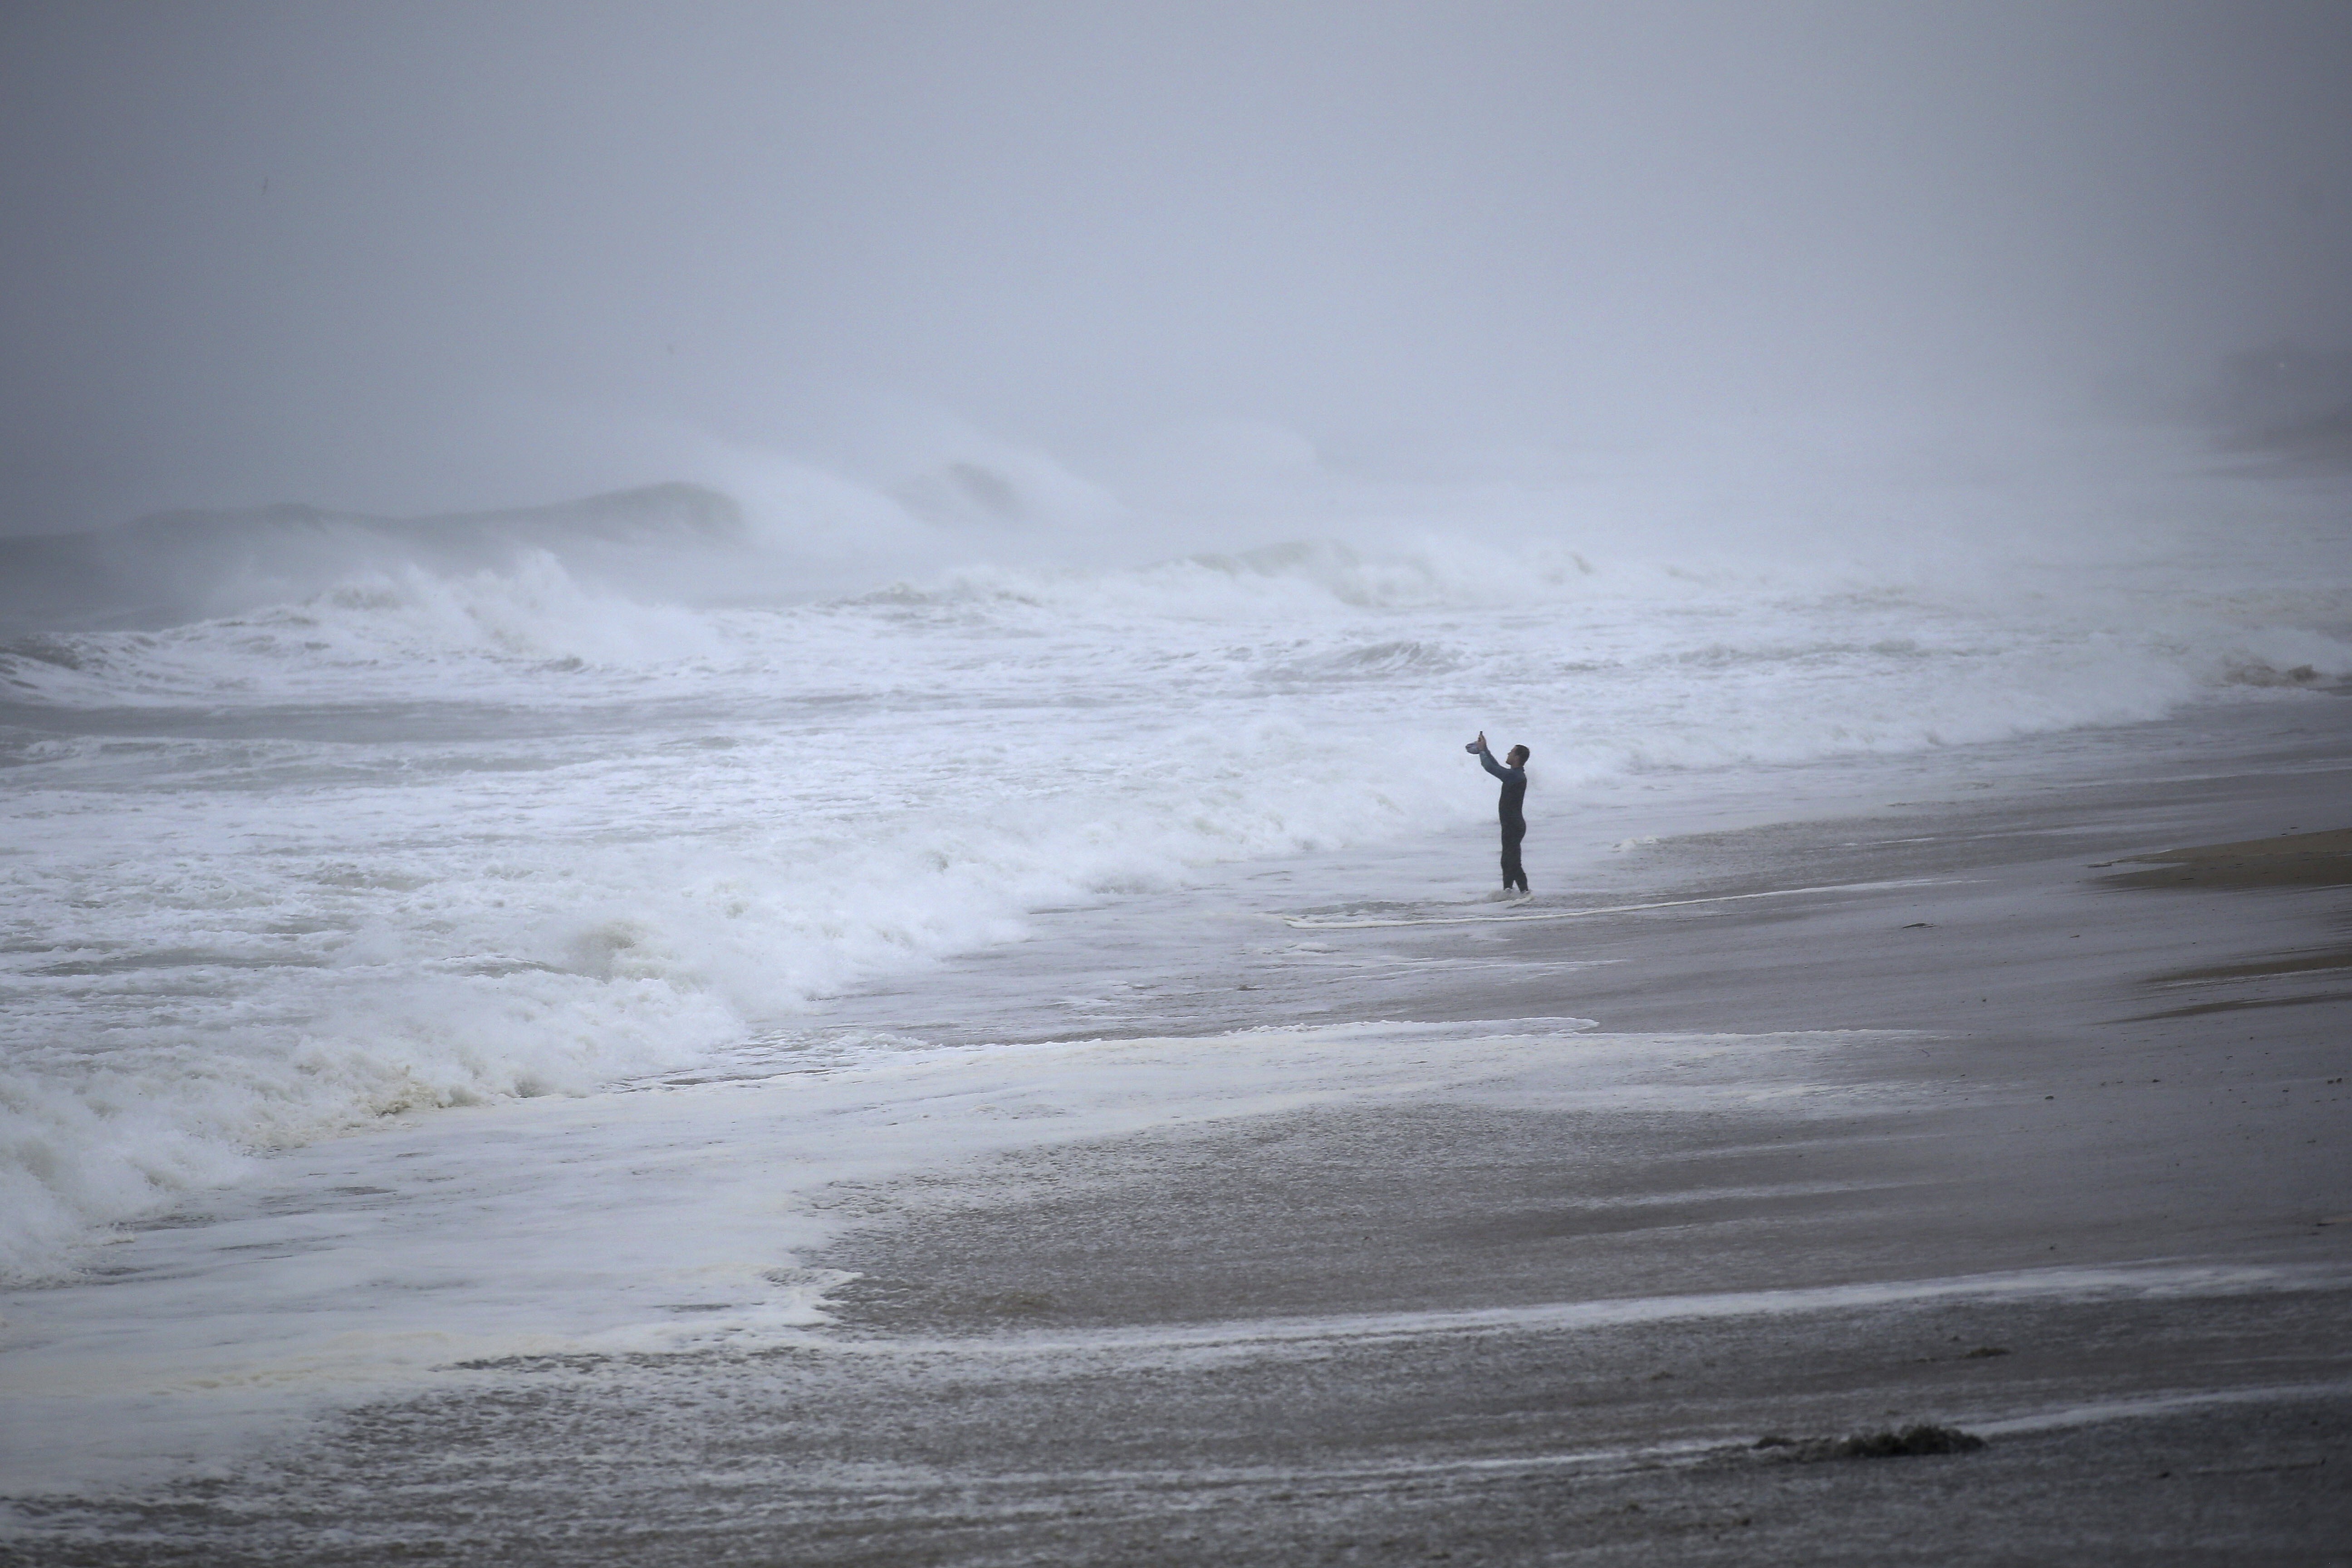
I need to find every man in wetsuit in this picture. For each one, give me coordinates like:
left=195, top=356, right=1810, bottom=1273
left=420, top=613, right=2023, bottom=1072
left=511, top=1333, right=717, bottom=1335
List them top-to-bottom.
left=1468, top=731, right=1530, bottom=894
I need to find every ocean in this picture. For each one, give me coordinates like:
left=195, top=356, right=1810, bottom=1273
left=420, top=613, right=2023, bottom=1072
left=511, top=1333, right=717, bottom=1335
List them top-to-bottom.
left=2, top=422, right=2347, bottom=1490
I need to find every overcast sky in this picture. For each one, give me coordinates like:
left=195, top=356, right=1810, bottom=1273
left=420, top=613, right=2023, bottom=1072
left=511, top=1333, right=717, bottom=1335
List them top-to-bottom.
left=3, top=0, right=2348, bottom=528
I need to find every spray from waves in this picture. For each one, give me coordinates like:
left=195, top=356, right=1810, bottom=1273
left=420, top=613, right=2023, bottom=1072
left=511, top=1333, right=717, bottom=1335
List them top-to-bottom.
left=5, top=411, right=2345, bottom=652
left=0, top=426, right=1120, bottom=641
left=4, top=441, right=2347, bottom=768
left=0, top=484, right=761, bottom=631
left=10, top=515, right=2344, bottom=737
left=0, top=550, right=734, bottom=709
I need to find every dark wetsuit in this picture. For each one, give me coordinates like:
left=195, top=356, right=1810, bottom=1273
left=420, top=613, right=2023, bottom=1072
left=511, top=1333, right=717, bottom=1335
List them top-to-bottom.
left=1478, top=745, right=1529, bottom=892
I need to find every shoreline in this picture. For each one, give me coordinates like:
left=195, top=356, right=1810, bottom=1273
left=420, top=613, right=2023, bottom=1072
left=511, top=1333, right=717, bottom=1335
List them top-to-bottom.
left=5, top=691, right=2349, bottom=1561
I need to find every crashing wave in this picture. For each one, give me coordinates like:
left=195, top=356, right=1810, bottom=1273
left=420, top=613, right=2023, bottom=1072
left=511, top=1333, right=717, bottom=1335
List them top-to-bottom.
left=0, top=483, right=746, bottom=632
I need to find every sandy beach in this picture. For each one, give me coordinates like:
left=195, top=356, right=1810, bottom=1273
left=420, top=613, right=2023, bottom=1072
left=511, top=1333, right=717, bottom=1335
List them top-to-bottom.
left=10, top=7, right=2352, bottom=1563
left=7, top=691, right=2345, bottom=1565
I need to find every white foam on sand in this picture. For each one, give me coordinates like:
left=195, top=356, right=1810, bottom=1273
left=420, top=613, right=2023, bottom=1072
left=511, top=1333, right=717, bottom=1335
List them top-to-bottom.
left=1279, top=877, right=1966, bottom=927
left=877, top=1262, right=2349, bottom=1365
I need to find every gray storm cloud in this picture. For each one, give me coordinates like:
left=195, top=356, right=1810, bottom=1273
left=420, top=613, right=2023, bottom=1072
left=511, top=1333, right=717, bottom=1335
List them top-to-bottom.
left=2, top=0, right=2347, bottom=529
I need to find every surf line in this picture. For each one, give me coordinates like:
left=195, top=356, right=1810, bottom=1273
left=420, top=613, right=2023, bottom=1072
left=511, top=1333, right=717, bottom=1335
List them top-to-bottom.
left=1280, top=877, right=1964, bottom=930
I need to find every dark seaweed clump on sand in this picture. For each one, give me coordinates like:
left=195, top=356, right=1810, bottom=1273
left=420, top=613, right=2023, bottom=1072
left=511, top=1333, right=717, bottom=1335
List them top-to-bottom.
left=1753, top=1425, right=1987, bottom=1462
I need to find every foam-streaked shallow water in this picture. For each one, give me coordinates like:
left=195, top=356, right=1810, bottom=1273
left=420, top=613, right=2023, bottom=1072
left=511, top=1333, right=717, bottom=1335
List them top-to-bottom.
left=2, top=430, right=2349, bottom=1492
left=10, top=1007, right=2345, bottom=1499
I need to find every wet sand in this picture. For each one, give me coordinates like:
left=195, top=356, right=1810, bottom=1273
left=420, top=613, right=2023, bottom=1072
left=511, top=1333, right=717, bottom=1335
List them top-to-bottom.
left=9, top=696, right=2350, bottom=1564
left=2103, top=826, right=2352, bottom=889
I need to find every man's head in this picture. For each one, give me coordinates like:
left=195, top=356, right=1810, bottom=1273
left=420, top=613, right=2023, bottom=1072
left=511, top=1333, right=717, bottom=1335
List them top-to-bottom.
left=1507, top=745, right=1530, bottom=767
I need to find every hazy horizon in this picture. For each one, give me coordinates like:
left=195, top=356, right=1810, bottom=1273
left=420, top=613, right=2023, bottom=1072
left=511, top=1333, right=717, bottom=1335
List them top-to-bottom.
left=4, top=0, right=2350, bottom=532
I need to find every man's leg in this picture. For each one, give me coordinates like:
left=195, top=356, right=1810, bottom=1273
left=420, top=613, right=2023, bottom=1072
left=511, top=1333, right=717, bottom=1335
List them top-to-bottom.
left=1501, top=822, right=1527, bottom=892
